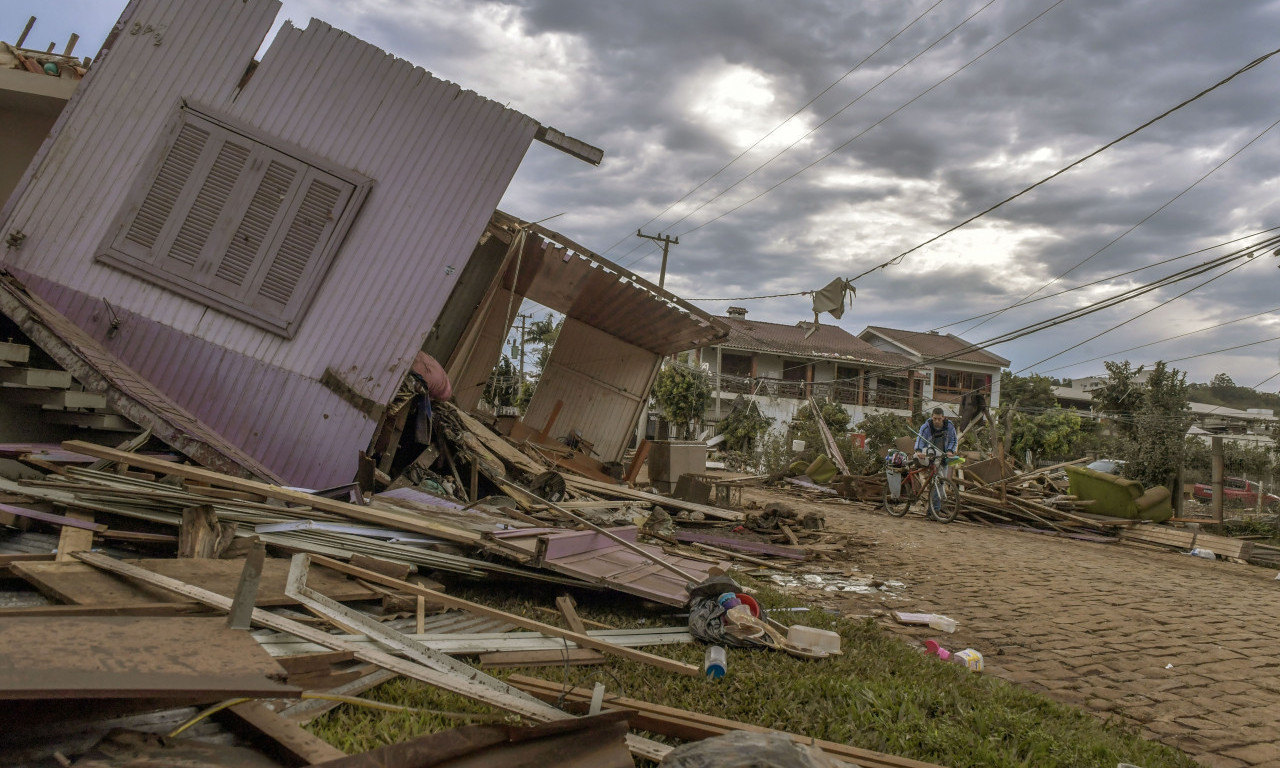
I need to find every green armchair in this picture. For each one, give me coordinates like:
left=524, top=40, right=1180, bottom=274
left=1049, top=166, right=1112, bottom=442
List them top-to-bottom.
left=1065, top=466, right=1173, bottom=522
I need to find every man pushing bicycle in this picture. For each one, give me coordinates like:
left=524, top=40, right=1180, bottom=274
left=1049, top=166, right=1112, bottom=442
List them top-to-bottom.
left=915, top=407, right=957, bottom=479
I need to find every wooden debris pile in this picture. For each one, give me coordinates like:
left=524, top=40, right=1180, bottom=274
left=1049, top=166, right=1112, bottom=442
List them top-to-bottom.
left=953, top=459, right=1138, bottom=537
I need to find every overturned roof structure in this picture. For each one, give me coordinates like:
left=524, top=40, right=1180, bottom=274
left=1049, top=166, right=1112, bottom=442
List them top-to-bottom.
left=441, top=211, right=729, bottom=463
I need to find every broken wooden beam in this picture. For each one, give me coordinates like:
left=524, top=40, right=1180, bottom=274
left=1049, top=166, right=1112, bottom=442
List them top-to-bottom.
left=307, top=554, right=701, bottom=677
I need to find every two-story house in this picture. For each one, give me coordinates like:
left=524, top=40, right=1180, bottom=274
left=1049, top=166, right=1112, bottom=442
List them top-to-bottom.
left=697, top=308, right=918, bottom=430
left=858, top=326, right=1007, bottom=412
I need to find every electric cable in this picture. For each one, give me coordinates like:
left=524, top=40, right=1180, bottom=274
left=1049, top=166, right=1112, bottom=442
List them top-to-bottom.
left=600, top=0, right=950, bottom=257
left=631, top=0, right=1003, bottom=252
left=667, top=0, right=1071, bottom=243
left=960, top=111, right=1280, bottom=336
left=1013, top=253, right=1262, bottom=374
left=1036, top=304, right=1280, bottom=375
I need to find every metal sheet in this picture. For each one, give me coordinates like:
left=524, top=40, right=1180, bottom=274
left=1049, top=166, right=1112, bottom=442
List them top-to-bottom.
left=0, top=0, right=540, bottom=487
left=522, top=318, right=658, bottom=462
left=532, top=526, right=718, bottom=607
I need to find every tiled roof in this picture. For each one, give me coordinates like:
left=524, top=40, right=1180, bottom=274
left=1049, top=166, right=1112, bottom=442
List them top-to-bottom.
left=717, top=317, right=914, bottom=368
left=861, top=326, right=1009, bottom=367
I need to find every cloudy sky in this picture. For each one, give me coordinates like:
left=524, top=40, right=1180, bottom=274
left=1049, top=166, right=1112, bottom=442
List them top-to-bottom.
left=18, top=0, right=1280, bottom=388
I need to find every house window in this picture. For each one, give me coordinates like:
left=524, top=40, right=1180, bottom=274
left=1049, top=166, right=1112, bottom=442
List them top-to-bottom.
left=97, top=104, right=372, bottom=337
left=720, top=352, right=753, bottom=377
left=932, top=368, right=991, bottom=400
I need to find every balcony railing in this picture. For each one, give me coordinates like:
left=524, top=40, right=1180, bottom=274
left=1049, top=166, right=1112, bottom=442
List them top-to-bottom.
left=712, top=374, right=907, bottom=409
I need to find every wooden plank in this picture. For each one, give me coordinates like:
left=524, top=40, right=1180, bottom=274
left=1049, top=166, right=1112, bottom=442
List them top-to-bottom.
left=0, top=341, right=30, bottom=363
left=0, top=367, right=72, bottom=388
left=3, top=389, right=108, bottom=409
left=43, top=412, right=139, bottom=431
left=625, top=439, right=650, bottom=486
left=64, top=441, right=483, bottom=546
left=563, top=474, right=743, bottom=522
left=0, top=502, right=108, bottom=532
left=178, top=505, right=237, bottom=558
left=55, top=511, right=96, bottom=561
left=1118, top=527, right=1253, bottom=559
left=674, top=531, right=807, bottom=559
left=71, top=554, right=586, bottom=722
left=308, top=554, right=700, bottom=677
left=10, top=558, right=378, bottom=607
left=557, top=594, right=587, bottom=634
left=0, top=602, right=212, bottom=618
left=0, top=617, right=293, bottom=700
left=479, top=648, right=606, bottom=668
left=276, top=650, right=357, bottom=675
left=509, top=675, right=947, bottom=768
left=223, top=701, right=347, bottom=764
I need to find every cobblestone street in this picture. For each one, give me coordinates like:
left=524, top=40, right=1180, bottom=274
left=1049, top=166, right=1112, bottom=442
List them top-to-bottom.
left=758, top=491, right=1280, bottom=768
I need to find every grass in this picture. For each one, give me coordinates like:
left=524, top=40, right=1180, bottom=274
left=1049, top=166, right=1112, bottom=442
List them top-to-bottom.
left=306, top=575, right=1199, bottom=768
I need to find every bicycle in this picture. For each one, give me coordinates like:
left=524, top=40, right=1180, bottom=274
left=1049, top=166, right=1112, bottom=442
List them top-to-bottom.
left=883, top=446, right=965, bottom=523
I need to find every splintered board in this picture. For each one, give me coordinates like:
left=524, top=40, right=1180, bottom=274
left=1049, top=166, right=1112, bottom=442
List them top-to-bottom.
left=10, top=558, right=378, bottom=607
left=0, top=617, right=294, bottom=700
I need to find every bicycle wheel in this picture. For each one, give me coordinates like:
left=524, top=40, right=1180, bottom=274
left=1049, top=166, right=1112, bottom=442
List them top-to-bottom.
left=883, top=475, right=913, bottom=517
left=929, top=477, right=960, bottom=523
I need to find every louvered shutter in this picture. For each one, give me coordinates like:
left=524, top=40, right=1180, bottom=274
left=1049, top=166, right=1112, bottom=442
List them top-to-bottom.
left=101, top=106, right=370, bottom=338
left=114, top=121, right=211, bottom=263
left=155, top=133, right=255, bottom=281
left=207, top=157, right=305, bottom=297
left=245, top=168, right=354, bottom=325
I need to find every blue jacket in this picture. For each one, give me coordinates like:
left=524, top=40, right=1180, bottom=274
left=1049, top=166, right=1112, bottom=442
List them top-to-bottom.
left=915, top=418, right=957, bottom=454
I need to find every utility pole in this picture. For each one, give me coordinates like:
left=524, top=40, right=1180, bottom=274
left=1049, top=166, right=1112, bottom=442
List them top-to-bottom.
left=636, top=230, right=679, bottom=290
left=515, top=313, right=530, bottom=395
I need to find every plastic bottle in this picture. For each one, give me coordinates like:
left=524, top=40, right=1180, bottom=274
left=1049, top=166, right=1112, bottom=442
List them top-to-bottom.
left=704, top=645, right=726, bottom=679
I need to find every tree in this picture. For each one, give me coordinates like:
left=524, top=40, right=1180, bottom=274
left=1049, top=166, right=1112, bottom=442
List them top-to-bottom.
left=523, top=314, right=562, bottom=376
left=482, top=355, right=519, bottom=408
left=1091, top=360, right=1145, bottom=442
left=1124, top=361, right=1192, bottom=491
left=652, top=363, right=711, bottom=439
left=1000, top=371, right=1058, bottom=412
left=716, top=397, right=772, bottom=453
left=1008, top=407, right=1083, bottom=466
left=856, top=411, right=913, bottom=455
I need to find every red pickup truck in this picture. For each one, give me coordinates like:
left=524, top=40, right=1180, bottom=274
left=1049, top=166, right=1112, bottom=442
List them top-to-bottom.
left=1192, top=477, right=1280, bottom=509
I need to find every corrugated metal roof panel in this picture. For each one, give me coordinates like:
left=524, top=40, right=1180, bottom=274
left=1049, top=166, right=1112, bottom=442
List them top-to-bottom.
left=522, top=319, right=658, bottom=462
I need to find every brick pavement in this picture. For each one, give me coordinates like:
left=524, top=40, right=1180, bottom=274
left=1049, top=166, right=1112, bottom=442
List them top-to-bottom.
left=763, top=492, right=1280, bottom=768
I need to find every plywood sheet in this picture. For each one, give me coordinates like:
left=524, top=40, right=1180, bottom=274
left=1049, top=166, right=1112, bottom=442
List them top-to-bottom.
left=11, top=558, right=377, bottom=607
left=0, top=617, right=293, bottom=700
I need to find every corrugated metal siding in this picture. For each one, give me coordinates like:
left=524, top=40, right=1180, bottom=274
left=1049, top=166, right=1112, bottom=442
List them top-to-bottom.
left=0, top=0, right=540, bottom=486
left=522, top=319, right=658, bottom=462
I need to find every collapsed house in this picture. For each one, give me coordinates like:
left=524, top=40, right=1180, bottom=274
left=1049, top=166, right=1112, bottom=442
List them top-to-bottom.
left=0, top=0, right=727, bottom=490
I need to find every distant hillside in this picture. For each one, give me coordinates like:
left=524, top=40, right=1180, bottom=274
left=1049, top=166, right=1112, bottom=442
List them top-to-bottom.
left=1188, top=374, right=1280, bottom=412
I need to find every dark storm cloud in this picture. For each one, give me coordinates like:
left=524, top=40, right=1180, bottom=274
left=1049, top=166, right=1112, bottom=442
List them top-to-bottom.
left=32, top=0, right=1280, bottom=386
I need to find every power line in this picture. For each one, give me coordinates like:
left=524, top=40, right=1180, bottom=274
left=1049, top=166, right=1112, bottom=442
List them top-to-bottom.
left=601, top=0, right=951, bottom=258
left=637, top=0, right=1002, bottom=248
left=669, top=0, right=1071, bottom=241
left=712, top=42, right=1280, bottom=290
left=876, top=44, right=1280, bottom=270
left=959, top=111, right=1280, bottom=336
left=686, top=227, right=1279, bottom=305
left=929, top=227, right=1280, bottom=331
left=1014, top=252, right=1263, bottom=374
left=1036, top=304, right=1280, bottom=375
